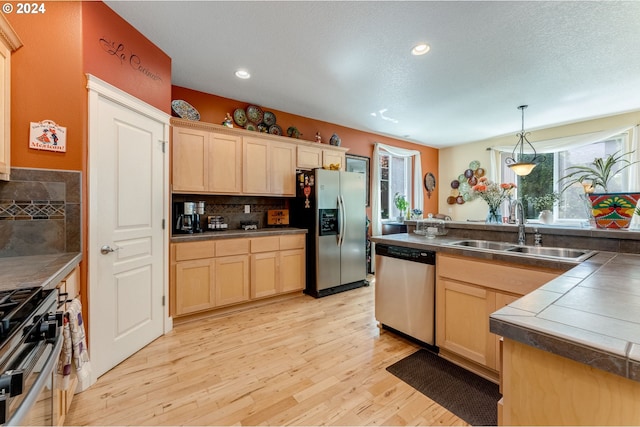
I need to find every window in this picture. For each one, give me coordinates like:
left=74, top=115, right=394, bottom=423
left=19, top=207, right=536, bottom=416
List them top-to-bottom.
left=500, top=134, right=628, bottom=224
left=379, top=153, right=412, bottom=220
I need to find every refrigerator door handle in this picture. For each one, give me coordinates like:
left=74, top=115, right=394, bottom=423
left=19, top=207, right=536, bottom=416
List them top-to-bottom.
left=338, top=195, right=346, bottom=247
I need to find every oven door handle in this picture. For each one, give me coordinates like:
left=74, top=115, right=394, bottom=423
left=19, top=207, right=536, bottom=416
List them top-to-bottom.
left=7, top=333, right=63, bottom=426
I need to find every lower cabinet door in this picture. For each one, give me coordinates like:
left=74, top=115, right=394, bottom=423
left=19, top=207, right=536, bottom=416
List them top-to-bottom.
left=279, top=249, right=305, bottom=293
left=251, top=252, right=278, bottom=299
left=215, top=255, right=250, bottom=306
left=175, top=259, right=216, bottom=315
left=437, top=278, right=496, bottom=369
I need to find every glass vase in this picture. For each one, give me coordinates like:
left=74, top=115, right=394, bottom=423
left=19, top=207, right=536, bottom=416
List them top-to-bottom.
left=486, top=207, right=502, bottom=224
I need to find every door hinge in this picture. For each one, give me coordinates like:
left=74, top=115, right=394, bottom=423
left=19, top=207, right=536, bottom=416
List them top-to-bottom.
left=159, top=139, right=168, bottom=153
left=162, top=218, right=165, bottom=229
left=162, top=295, right=165, bottom=306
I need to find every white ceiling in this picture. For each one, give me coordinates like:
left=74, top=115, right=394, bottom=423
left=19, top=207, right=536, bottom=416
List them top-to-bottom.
left=105, top=1, right=640, bottom=148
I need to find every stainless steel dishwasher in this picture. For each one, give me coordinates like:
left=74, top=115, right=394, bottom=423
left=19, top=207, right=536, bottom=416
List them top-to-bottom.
left=374, top=243, right=437, bottom=349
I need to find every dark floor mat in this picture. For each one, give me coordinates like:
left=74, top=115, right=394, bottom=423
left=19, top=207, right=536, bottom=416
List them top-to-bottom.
left=386, top=349, right=501, bottom=426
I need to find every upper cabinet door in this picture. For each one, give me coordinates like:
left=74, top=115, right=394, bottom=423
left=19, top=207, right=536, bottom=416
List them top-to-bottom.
left=172, top=126, right=208, bottom=192
left=208, top=132, right=242, bottom=194
left=243, top=137, right=270, bottom=194
left=270, top=142, right=296, bottom=196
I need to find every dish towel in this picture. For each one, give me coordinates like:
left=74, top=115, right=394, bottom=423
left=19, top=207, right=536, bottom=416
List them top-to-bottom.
left=56, top=298, right=93, bottom=393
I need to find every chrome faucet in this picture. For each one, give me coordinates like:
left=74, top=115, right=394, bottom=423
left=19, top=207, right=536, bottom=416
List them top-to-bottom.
left=514, top=200, right=526, bottom=245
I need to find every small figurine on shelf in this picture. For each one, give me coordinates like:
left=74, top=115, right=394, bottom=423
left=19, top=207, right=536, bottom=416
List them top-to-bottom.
left=222, top=113, right=233, bottom=128
left=315, top=132, right=322, bottom=143
left=329, top=133, right=341, bottom=146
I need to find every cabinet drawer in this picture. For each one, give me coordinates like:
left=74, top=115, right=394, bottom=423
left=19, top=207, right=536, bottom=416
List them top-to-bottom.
left=280, top=234, right=305, bottom=250
left=251, top=236, right=280, bottom=253
left=216, top=238, right=249, bottom=256
left=174, top=241, right=216, bottom=261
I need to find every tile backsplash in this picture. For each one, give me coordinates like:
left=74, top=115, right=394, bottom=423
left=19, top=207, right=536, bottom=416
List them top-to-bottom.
left=0, top=168, right=81, bottom=257
left=172, top=194, right=288, bottom=231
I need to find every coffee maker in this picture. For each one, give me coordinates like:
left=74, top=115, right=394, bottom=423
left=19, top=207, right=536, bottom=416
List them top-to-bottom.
left=174, top=201, right=204, bottom=234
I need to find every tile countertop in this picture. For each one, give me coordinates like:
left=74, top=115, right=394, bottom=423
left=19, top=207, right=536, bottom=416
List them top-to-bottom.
left=171, top=227, right=307, bottom=243
left=370, top=232, right=640, bottom=383
left=0, top=252, right=82, bottom=292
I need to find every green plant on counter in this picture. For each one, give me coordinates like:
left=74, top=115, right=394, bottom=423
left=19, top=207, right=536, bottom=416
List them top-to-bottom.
left=558, top=150, right=639, bottom=193
left=525, top=192, right=560, bottom=211
left=394, top=193, right=408, bottom=213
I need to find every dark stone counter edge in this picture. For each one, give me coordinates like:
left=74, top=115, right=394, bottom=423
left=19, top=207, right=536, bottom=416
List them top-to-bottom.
left=171, top=227, right=307, bottom=243
left=370, top=233, right=640, bottom=382
left=1, top=252, right=82, bottom=292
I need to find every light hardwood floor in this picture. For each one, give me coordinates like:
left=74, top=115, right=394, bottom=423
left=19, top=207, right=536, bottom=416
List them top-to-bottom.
left=65, top=281, right=467, bottom=426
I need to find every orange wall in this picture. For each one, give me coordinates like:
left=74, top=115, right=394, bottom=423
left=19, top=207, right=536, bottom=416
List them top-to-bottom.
left=7, top=2, right=85, bottom=171
left=83, top=2, right=171, bottom=114
left=172, top=86, right=440, bottom=215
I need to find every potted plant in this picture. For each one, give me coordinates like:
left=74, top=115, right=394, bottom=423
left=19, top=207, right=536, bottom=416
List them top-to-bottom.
left=558, top=150, right=640, bottom=229
left=525, top=192, right=560, bottom=224
left=393, top=193, right=409, bottom=222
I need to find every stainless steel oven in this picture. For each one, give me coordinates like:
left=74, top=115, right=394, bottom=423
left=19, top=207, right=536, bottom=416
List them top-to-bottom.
left=0, top=288, right=63, bottom=426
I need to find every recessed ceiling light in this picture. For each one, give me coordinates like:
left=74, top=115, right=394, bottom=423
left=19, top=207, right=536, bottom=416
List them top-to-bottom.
left=411, top=43, right=430, bottom=56
left=235, top=69, right=251, bottom=79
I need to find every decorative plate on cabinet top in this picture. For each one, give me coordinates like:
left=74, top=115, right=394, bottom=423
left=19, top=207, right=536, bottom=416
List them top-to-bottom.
left=171, top=100, right=200, bottom=121
left=246, top=105, right=264, bottom=124
left=233, top=108, right=247, bottom=127
left=263, top=111, right=277, bottom=126
left=244, top=123, right=257, bottom=132
left=268, top=124, right=283, bottom=135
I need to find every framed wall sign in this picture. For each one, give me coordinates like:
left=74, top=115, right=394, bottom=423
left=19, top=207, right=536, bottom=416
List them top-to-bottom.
left=345, top=154, right=370, bottom=207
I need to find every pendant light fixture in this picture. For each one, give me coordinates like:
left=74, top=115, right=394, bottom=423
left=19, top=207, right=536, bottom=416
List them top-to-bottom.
left=505, top=105, right=543, bottom=176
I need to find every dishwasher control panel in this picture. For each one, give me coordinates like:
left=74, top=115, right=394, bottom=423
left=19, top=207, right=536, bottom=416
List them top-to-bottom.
left=375, top=244, right=436, bottom=265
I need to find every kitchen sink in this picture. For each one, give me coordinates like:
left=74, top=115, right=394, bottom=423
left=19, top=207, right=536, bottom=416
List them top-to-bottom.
left=447, top=239, right=597, bottom=262
left=448, top=240, right=516, bottom=251
left=505, top=246, right=596, bottom=260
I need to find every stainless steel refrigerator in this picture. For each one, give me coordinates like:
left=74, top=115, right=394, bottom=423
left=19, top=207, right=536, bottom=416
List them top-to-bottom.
left=292, top=168, right=367, bottom=297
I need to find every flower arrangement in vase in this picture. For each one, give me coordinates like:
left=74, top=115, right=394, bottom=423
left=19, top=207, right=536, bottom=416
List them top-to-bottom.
left=470, top=177, right=517, bottom=223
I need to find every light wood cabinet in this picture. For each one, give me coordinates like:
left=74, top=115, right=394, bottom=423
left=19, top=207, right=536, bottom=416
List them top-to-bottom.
left=0, top=15, right=22, bottom=181
left=171, top=118, right=347, bottom=195
left=172, top=127, right=242, bottom=194
left=208, top=132, right=242, bottom=193
left=243, top=137, right=296, bottom=196
left=297, top=145, right=323, bottom=169
left=322, top=149, right=345, bottom=170
left=171, top=233, right=305, bottom=318
left=250, top=235, right=305, bottom=299
left=279, top=248, right=305, bottom=293
left=436, top=253, right=562, bottom=381
left=215, top=255, right=249, bottom=306
left=175, top=258, right=216, bottom=314
left=437, top=278, right=498, bottom=369
left=500, top=338, right=640, bottom=426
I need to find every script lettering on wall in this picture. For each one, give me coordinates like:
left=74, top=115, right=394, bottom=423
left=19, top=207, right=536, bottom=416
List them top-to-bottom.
left=99, top=37, right=163, bottom=82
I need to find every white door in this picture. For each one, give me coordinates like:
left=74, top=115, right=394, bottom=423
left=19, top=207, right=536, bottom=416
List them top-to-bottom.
left=88, top=75, right=169, bottom=380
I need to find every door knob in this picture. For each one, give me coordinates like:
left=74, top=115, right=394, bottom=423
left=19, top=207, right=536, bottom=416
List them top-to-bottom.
left=100, top=245, right=119, bottom=255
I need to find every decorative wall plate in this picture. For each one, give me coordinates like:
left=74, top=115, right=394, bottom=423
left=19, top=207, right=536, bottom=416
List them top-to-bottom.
left=171, top=100, right=200, bottom=121
left=246, top=105, right=264, bottom=124
left=233, top=108, right=247, bottom=127
left=263, top=111, right=277, bottom=126
left=244, top=123, right=257, bottom=132
left=269, top=124, right=283, bottom=135
left=424, top=172, right=436, bottom=199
